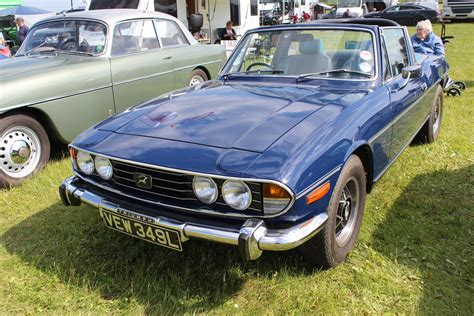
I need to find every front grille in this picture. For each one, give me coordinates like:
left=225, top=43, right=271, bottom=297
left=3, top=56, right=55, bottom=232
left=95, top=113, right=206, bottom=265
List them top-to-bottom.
left=452, top=7, right=473, bottom=13
left=90, top=159, right=264, bottom=215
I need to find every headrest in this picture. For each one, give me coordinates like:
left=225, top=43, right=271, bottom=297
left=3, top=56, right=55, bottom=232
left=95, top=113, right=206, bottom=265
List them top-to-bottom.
left=291, top=33, right=313, bottom=42
left=300, top=39, right=323, bottom=55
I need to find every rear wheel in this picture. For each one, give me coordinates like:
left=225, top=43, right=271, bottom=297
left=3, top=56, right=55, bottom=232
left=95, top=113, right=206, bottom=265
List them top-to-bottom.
left=188, top=69, right=208, bottom=86
left=0, top=115, right=50, bottom=188
left=299, top=155, right=366, bottom=268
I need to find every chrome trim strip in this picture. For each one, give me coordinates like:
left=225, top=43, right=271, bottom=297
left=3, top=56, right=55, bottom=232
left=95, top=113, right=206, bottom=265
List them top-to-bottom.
left=174, top=60, right=224, bottom=72
left=114, top=70, right=174, bottom=86
left=0, top=85, right=112, bottom=113
left=295, top=165, right=342, bottom=199
left=61, top=176, right=328, bottom=255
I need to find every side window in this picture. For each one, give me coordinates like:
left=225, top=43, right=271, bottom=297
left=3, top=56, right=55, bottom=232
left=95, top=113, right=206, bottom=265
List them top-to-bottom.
left=386, top=6, right=400, bottom=12
left=155, top=19, right=188, bottom=47
left=111, top=20, right=159, bottom=56
left=381, top=28, right=409, bottom=77
left=381, top=36, right=392, bottom=81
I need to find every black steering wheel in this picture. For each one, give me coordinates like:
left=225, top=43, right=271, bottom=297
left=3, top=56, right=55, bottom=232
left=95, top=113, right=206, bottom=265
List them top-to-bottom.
left=246, top=62, right=275, bottom=71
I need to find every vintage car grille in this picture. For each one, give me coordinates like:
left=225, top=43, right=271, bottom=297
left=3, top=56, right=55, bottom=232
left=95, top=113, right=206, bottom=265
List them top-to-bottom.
left=89, top=159, right=264, bottom=215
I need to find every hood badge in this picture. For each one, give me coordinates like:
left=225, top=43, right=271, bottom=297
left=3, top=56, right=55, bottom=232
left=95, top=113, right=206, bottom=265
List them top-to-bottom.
left=133, top=173, right=153, bottom=189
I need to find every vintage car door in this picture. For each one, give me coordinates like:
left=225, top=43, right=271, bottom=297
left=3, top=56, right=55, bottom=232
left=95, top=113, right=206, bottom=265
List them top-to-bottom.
left=109, top=19, right=174, bottom=114
left=381, top=27, right=432, bottom=159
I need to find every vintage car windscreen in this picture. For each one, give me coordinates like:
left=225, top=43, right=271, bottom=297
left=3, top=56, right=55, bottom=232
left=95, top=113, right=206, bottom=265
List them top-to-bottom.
left=17, top=20, right=107, bottom=56
left=223, top=29, right=376, bottom=79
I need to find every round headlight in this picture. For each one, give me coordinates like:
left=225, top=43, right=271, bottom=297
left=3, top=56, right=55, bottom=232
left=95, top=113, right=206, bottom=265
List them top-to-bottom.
left=77, top=151, right=94, bottom=175
left=95, top=156, right=113, bottom=180
left=192, top=176, right=218, bottom=204
left=222, top=180, right=252, bottom=210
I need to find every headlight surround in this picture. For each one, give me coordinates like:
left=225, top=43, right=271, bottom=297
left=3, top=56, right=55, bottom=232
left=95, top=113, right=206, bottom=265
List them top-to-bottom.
left=76, top=151, right=94, bottom=175
left=94, top=156, right=113, bottom=180
left=192, top=176, right=218, bottom=204
left=222, top=180, right=252, bottom=210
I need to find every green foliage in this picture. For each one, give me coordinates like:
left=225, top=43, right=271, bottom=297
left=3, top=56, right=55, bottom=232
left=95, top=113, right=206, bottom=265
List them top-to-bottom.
left=0, top=23, right=472, bottom=314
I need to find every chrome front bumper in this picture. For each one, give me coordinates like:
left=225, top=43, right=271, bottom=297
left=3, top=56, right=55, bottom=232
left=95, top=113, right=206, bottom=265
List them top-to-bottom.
left=59, top=176, right=328, bottom=261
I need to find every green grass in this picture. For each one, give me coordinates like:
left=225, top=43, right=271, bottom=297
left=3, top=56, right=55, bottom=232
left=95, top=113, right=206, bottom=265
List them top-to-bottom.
left=1, top=23, right=473, bottom=314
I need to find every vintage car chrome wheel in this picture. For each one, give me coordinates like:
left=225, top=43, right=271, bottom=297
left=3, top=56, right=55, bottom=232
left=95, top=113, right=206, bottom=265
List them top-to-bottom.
left=188, top=69, right=208, bottom=86
left=0, top=115, right=50, bottom=188
left=300, top=155, right=366, bottom=268
left=335, top=177, right=359, bottom=247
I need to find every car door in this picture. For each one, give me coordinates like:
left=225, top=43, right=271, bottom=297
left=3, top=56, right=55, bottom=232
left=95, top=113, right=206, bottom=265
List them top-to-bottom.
left=399, top=5, right=417, bottom=25
left=154, top=18, right=198, bottom=89
left=109, top=19, right=174, bottom=114
left=381, top=27, right=430, bottom=159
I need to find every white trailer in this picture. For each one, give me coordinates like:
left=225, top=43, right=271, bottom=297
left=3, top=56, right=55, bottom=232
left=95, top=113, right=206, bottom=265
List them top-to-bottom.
left=84, top=0, right=261, bottom=42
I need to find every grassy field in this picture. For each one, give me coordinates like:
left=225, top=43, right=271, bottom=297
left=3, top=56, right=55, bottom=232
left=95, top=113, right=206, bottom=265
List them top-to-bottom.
left=1, top=24, right=473, bottom=314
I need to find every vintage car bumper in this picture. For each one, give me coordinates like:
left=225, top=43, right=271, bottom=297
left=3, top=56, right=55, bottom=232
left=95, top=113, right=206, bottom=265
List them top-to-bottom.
left=59, top=176, right=328, bottom=261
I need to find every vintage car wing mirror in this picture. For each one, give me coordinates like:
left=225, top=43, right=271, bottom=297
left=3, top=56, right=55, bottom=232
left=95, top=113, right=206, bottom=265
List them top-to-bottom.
left=393, top=64, right=423, bottom=92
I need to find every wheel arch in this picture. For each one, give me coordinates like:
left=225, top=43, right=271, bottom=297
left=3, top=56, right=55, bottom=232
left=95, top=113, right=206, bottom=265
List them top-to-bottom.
left=192, top=66, right=211, bottom=80
left=0, top=107, right=65, bottom=145
left=344, top=142, right=374, bottom=194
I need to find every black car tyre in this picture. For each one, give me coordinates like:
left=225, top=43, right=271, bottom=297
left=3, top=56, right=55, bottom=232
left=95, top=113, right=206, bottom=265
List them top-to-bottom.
left=188, top=69, right=208, bottom=86
left=416, top=85, right=443, bottom=143
left=0, top=115, right=50, bottom=188
left=300, top=155, right=366, bottom=269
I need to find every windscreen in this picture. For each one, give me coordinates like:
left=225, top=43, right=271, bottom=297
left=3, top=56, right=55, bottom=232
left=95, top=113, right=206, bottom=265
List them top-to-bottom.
left=223, top=29, right=376, bottom=79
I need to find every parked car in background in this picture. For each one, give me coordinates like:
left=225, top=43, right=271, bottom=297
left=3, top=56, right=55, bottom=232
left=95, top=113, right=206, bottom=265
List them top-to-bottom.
left=364, top=3, right=441, bottom=25
left=0, top=9, right=225, bottom=187
left=60, top=19, right=448, bottom=268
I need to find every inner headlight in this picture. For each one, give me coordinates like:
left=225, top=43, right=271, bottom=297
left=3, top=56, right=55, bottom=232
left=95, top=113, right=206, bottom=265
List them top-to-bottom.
left=77, top=151, right=94, bottom=175
left=95, top=156, right=113, bottom=180
left=192, top=176, right=218, bottom=204
left=222, top=180, right=252, bottom=210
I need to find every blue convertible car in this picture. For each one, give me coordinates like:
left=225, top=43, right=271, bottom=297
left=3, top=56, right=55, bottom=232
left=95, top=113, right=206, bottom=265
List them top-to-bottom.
left=60, top=19, right=448, bottom=268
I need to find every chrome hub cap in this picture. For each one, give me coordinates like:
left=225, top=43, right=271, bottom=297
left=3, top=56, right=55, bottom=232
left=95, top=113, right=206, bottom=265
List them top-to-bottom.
left=189, top=75, right=204, bottom=86
left=0, top=126, right=41, bottom=178
left=335, top=177, right=359, bottom=247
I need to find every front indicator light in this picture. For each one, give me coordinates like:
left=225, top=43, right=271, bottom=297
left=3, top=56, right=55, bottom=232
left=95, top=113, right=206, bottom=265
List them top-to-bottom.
left=68, top=146, right=77, bottom=167
left=77, top=151, right=94, bottom=175
left=95, top=156, right=113, bottom=180
left=192, top=176, right=218, bottom=204
left=222, top=180, right=252, bottom=210
left=306, top=181, right=330, bottom=205
left=263, top=183, right=291, bottom=215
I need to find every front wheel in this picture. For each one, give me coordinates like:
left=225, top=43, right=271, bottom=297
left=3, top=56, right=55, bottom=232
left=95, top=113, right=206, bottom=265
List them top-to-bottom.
left=188, top=69, right=208, bottom=86
left=415, top=85, right=443, bottom=143
left=0, top=115, right=50, bottom=188
left=300, top=155, right=367, bottom=268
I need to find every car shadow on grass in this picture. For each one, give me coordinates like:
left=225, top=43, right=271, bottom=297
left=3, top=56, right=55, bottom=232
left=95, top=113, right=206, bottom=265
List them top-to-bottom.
left=371, top=165, right=474, bottom=314
left=0, top=200, right=313, bottom=313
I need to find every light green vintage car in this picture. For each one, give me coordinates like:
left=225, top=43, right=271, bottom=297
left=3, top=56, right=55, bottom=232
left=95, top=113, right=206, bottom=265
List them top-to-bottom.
left=0, top=9, right=226, bottom=187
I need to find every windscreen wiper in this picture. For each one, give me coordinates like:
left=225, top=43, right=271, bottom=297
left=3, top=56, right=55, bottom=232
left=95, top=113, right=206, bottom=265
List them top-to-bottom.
left=24, top=47, right=57, bottom=56
left=222, top=69, right=285, bottom=79
left=296, top=69, right=373, bottom=82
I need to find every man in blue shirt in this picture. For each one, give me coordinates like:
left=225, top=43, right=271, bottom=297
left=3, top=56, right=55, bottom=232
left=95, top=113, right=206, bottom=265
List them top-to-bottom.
left=16, top=17, right=29, bottom=46
left=411, top=20, right=445, bottom=56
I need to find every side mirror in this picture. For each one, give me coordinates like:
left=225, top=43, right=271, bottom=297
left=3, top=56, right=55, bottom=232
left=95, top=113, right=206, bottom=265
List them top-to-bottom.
left=402, top=64, right=422, bottom=79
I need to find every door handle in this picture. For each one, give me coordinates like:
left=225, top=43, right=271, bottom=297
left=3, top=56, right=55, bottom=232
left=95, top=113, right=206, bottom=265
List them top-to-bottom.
left=163, top=56, right=172, bottom=60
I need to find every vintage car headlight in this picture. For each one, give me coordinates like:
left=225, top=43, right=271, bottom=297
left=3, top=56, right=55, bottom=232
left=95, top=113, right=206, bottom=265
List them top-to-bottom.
left=76, top=151, right=94, bottom=175
left=94, top=156, right=113, bottom=180
left=192, top=176, right=218, bottom=204
left=222, top=180, right=252, bottom=210
left=263, top=183, right=292, bottom=215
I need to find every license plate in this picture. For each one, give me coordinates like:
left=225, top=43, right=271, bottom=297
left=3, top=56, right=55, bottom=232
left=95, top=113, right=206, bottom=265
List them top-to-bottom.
left=99, top=207, right=182, bottom=251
